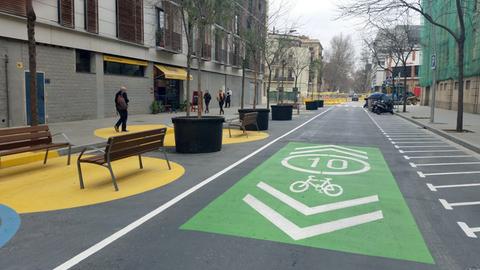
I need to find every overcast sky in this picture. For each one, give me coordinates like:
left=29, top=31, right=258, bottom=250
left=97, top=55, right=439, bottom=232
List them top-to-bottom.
left=273, top=0, right=365, bottom=60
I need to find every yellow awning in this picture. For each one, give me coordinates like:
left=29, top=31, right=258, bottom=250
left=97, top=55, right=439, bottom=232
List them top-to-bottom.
left=104, top=55, right=148, bottom=66
left=154, top=64, right=192, bottom=80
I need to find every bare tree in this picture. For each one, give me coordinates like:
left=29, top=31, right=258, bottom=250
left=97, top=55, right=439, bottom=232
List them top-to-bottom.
left=26, top=0, right=38, bottom=126
left=177, top=0, right=234, bottom=117
left=339, top=0, right=469, bottom=131
left=323, top=34, right=355, bottom=92
left=290, top=47, right=312, bottom=92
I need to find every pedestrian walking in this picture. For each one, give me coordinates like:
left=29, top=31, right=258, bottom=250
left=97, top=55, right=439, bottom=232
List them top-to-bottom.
left=114, top=86, right=129, bottom=132
left=225, top=88, right=232, bottom=108
left=217, top=89, right=226, bottom=115
left=204, top=91, right=212, bottom=113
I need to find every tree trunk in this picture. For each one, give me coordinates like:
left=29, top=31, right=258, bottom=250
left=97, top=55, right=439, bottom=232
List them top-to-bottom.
left=26, top=0, right=38, bottom=126
left=197, top=25, right=205, bottom=117
left=457, top=40, right=465, bottom=131
left=186, top=45, right=192, bottom=116
left=241, top=59, right=245, bottom=109
left=253, top=60, right=258, bottom=109
left=403, top=65, right=408, bottom=113
left=266, top=68, right=272, bottom=109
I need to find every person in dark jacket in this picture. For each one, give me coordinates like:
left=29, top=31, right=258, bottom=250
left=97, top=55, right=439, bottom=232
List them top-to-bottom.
left=114, top=86, right=129, bottom=132
left=217, top=89, right=225, bottom=115
left=204, top=91, right=212, bottom=113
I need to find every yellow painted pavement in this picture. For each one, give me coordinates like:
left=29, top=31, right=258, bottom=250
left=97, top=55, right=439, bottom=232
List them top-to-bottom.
left=94, top=125, right=269, bottom=146
left=0, top=151, right=59, bottom=169
left=0, top=155, right=184, bottom=213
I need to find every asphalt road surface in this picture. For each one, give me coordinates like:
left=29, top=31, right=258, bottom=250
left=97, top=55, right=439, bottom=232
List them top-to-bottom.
left=2, top=103, right=480, bottom=270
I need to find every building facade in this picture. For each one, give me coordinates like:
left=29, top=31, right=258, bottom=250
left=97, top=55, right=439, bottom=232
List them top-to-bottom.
left=0, top=0, right=267, bottom=127
left=419, top=0, right=480, bottom=114
left=264, top=33, right=322, bottom=103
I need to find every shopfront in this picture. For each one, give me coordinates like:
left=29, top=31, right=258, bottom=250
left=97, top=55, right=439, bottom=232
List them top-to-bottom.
left=154, top=65, right=191, bottom=110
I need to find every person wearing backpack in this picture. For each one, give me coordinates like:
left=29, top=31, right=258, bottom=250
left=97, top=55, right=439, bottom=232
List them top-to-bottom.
left=114, top=86, right=129, bottom=132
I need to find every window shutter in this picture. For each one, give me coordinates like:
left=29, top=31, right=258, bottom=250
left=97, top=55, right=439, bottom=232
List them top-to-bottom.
left=0, top=0, right=26, bottom=16
left=59, top=0, right=75, bottom=28
left=85, top=0, right=98, bottom=33
left=117, top=0, right=143, bottom=44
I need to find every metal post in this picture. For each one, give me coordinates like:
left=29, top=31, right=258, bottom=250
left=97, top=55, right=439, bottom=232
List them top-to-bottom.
left=429, top=0, right=437, bottom=123
left=4, top=55, right=10, bottom=127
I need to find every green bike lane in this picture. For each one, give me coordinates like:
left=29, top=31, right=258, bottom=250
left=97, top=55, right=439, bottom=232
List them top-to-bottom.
left=51, top=106, right=475, bottom=270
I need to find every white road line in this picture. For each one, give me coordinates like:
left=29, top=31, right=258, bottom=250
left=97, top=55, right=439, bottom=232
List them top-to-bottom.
left=53, top=107, right=334, bottom=270
left=386, top=136, right=434, bottom=139
left=393, top=142, right=443, bottom=144
left=396, top=145, right=450, bottom=149
left=399, top=150, right=462, bottom=153
left=404, top=155, right=473, bottom=160
left=413, top=162, right=480, bottom=167
left=417, top=171, right=426, bottom=178
left=418, top=171, right=480, bottom=178
left=257, top=182, right=379, bottom=215
left=427, top=182, right=480, bottom=191
left=243, top=194, right=384, bottom=241
left=440, top=199, right=480, bottom=210
left=457, top=222, right=480, bottom=238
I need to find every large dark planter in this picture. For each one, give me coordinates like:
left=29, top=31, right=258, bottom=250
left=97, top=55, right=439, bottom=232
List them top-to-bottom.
left=316, top=100, right=324, bottom=108
left=305, top=101, right=318, bottom=110
left=271, top=105, right=293, bottom=121
left=238, top=108, right=270, bottom=131
left=171, top=116, right=224, bottom=153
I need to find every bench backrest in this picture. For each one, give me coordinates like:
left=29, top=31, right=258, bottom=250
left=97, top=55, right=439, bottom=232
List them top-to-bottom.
left=242, top=112, right=258, bottom=126
left=0, top=125, right=53, bottom=151
left=105, top=128, right=167, bottom=162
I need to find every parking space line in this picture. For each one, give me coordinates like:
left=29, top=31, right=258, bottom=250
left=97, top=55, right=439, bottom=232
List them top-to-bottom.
left=393, top=142, right=443, bottom=144
left=395, top=145, right=450, bottom=149
left=400, top=150, right=462, bottom=154
left=404, top=155, right=474, bottom=159
left=412, top=162, right=480, bottom=167
left=418, top=171, right=480, bottom=178
left=427, top=182, right=480, bottom=191
left=440, top=199, right=480, bottom=210
left=457, top=222, right=480, bottom=238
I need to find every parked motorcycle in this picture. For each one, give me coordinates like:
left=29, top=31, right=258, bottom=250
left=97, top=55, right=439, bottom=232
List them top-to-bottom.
left=372, top=97, right=394, bottom=115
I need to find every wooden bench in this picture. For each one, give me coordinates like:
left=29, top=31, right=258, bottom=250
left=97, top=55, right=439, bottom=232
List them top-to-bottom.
left=227, top=112, right=259, bottom=138
left=0, top=125, right=71, bottom=167
left=77, top=128, right=171, bottom=191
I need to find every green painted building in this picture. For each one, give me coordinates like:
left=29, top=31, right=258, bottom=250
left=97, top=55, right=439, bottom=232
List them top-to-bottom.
left=420, top=0, right=480, bottom=113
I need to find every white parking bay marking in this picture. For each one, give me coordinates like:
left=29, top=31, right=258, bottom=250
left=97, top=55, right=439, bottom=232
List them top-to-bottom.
left=393, top=142, right=443, bottom=144
left=399, top=150, right=462, bottom=153
left=404, top=155, right=473, bottom=160
left=413, top=162, right=480, bottom=167
left=418, top=171, right=480, bottom=178
left=257, top=182, right=379, bottom=215
left=427, top=182, right=480, bottom=191
left=243, top=194, right=384, bottom=241
left=439, top=199, right=480, bottom=210
left=458, top=222, right=480, bottom=238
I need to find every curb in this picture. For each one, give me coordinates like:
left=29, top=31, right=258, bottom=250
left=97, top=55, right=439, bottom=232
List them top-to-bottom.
left=396, top=113, right=480, bottom=154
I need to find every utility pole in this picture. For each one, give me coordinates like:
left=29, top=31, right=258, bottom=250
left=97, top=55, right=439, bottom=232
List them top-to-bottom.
left=429, top=0, right=437, bottom=123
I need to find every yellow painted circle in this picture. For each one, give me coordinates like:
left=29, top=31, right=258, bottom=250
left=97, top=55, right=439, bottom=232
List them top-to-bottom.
left=94, top=125, right=269, bottom=146
left=0, top=155, right=184, bottom=213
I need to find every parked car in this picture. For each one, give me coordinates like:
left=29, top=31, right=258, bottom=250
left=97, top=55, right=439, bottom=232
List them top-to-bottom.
left=352, top=94, right=359, bottom=101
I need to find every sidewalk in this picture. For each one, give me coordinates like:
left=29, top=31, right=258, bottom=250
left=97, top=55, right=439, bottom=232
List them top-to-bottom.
left=396, top=105, right=480, bottom=153
left=48, top=106, right=246, bottom=147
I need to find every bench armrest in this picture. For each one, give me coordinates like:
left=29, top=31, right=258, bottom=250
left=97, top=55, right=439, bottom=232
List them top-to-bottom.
left=51, top=132, right=72, bottom=144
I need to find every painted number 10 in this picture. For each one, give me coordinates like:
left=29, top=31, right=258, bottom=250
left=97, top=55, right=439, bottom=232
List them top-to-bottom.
left=309, top=158, right=348, bottom=170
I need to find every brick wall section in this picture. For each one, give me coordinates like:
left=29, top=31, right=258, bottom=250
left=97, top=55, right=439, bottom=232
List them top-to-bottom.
left=35, top=45, right=98, bottom=123
left=103, top=64, right=153, bottom=117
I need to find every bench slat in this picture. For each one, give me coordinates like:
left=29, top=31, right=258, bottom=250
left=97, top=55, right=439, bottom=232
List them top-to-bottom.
left=0, top=125, right=49, bottom=136
left=109, top=128, right=167, bottom=143
left=0, top=131, right=51, bottom=144
left=109, top=134, right=166, bottom=152
left=0, top=138, right=52, bottom=151
left=0, top=142, right=69, bottom=156
left=109, top=142, right=164, bottom=161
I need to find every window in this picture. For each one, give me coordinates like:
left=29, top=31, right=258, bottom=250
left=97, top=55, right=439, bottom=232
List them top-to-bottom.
left=58, top=0, right=75, bottom=28
left=85, top=0, right=98, bottom=33
left=116, top=0, right=143, bottom=44
left=0, top=1, right=26, bottom=16
left=156, top=8, right=165, bottom=47
left=233, top=15, right=239, bottom=35
left=76, top=50, right=93, bottom=73
left=104, top=62, right=145, bottom=77
left=466, top=80, right=471, bottom=90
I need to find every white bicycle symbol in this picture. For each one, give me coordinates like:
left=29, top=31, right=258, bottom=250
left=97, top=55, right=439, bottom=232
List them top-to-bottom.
left=289, top=176, right=343, bottom=197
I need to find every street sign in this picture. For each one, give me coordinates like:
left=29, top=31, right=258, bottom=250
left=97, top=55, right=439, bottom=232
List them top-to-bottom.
left=431, top=54, right=436, bottom=70
left=182, top=143, right=434, bottom=264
